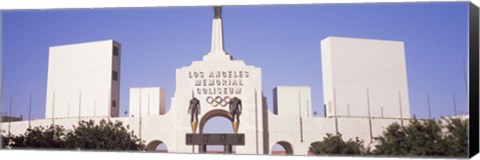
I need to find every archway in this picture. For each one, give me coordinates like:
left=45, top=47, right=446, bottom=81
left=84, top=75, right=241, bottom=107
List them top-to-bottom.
left=198, top=109, right=236, bottom=154
left=199, top=109, right=233, bottom=134
left=146, top=140, right=168, bottom=152
left=271, top=141, right=293, bottom=155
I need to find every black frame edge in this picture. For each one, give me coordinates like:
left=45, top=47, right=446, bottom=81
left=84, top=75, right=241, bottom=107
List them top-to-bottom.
left=469, top=1, right=480, bottom=158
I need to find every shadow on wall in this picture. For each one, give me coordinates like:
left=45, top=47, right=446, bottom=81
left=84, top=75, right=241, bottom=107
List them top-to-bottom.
left=262, top=95, right=270, bottom=154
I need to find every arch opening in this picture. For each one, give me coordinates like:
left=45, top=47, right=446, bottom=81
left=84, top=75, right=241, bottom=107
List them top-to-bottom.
left=199, top=109, right=236, bottom=154
left=199, top=109, right=233, bottom=134
left=146, top=140, right=168, bottom=152
left=272, top=141, right=293, bottom=155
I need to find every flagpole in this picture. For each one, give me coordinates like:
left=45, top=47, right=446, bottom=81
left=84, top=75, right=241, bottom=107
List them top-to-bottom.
left=333, top=87, right=338, bottom=134
left=366, top=88, right=373, bottom=143
left=427, top=92, right=432, bottom=119
left=28, top=94, right=32, bottom=128
left=453, top=94, right=457, bottom=116
left=8, top=96, right=12, bottom=135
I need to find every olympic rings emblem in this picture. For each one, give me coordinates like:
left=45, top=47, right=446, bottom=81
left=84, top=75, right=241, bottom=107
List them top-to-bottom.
left=206, top=96, right=231, bottom=107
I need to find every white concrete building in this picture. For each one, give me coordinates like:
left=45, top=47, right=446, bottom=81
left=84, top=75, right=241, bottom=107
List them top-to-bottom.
left=321, top=37, right=410, bottom=119
left=45, top=40, right=121, bottom=118
left=273, top=86, right=312, bottom=117
left=129, top=87, right=166, bottom=117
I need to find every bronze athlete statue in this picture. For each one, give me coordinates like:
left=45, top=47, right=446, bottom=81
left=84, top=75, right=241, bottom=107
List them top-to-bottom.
left=188, top=97, right=201, bottom=133
left=188, top=97, right=201, bottom=122
left=229, top=97, right=242, bottom=134
left=229, top=97, right=242, bottom=123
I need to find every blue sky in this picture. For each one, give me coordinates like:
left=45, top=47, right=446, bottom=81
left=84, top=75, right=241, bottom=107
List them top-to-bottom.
left=1, top=2, right=470, bottom=126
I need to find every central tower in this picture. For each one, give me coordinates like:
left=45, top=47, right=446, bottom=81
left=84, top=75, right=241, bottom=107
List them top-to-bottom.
left=169, top=6, right=266, bottom=154
left=203, top=7, right=232, bottom=61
